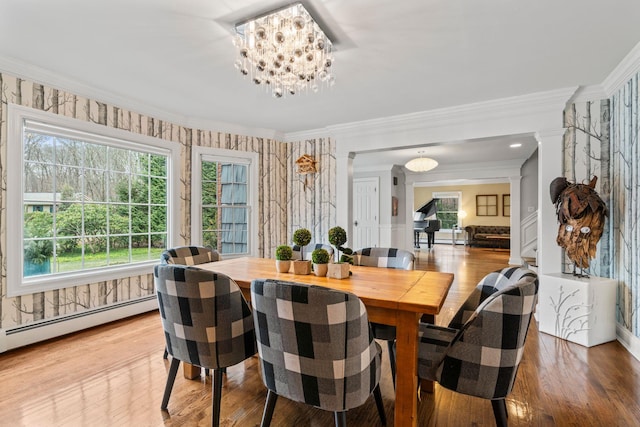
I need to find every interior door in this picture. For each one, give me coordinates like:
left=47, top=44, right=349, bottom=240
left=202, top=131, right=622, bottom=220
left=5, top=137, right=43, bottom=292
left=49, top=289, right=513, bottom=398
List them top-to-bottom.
left=353, top=177, right=379, bottom=249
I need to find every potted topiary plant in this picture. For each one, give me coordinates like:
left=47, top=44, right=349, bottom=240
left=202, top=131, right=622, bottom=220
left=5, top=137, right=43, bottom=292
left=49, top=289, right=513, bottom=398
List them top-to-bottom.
left=327, top=226, right=353, bottom=279
left=292, top=228, right=312, bottom=275
left=275, top=245, right=293, bottom=273
left=311, top=248, right=330, bottom=277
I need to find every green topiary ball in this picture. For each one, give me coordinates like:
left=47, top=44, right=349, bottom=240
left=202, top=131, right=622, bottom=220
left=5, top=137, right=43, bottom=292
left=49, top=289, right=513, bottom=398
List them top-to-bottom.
left=328, top=226, right=347, bottom=247
left=293, top=228, right=312, bottom=247
left=275, top=245, right=293, bottom=261
left=311, top=248, right=330, bottom=264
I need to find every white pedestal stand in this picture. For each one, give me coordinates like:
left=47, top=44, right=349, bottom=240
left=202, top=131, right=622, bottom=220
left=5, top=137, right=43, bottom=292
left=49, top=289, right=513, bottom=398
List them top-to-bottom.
left=537, top=273, right=616, bottom=347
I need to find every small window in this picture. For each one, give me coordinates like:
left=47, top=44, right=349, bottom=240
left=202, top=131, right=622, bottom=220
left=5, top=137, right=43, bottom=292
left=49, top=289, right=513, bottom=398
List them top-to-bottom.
left=7, top=104, right=180, bottom=296
left=191, top=146, right=258, bottom=257
left=433, top=191, right=461, bottom=230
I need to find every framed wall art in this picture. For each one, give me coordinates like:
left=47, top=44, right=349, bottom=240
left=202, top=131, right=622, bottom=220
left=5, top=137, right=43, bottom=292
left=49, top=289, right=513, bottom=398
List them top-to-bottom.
left=476, top=194, right=498, bottom=216
left=503, top=194, right=511, bottom=217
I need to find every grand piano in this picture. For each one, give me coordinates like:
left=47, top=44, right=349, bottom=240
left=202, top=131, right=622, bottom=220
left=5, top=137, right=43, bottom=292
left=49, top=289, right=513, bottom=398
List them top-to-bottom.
left=413, top=198, right=441, bottom=249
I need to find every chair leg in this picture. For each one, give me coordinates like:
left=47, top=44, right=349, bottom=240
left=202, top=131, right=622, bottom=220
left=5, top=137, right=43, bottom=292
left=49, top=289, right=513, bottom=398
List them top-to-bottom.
left=387, top=340, right=396, bottom=388
left=163, top=347, right=168, bottom=359
left=161, top=358, right=180, bottom=410
left=212, top=369, right=224, bottom=427
left=373, top=384, right=387, bottom=426
left=260, top=389, right=278, bottom=427
left=491, top=399, right=508, bottom=427
left=334, top=411, right=347, bottom=427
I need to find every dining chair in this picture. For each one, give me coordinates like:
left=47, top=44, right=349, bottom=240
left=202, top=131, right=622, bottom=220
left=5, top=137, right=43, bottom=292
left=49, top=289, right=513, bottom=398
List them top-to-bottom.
left=291, top=243, right=334, bottom=261
left=160, top=245, right=221, bottom=363
left=161, top=245, right=220, bottom=265
left=352, top=247, right=415, bottom=387
left=154, top=264, right=257, bottom=427
left=416, top=267, right=538, bottom=427
left=250, top=279, right=386, bottom=427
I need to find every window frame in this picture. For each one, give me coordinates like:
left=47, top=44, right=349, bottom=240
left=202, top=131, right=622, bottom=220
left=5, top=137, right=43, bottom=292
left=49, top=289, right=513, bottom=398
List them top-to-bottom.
left=7, top=104, right=181, bottom=297
left=191, top=146, right=259, bottom=258
left=432, top=191, right=462, bottom=231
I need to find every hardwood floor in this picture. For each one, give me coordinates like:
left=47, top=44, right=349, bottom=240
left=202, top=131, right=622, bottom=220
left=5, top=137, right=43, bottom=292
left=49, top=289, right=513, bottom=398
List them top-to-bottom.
left=1, top=245, right=639, bottom=426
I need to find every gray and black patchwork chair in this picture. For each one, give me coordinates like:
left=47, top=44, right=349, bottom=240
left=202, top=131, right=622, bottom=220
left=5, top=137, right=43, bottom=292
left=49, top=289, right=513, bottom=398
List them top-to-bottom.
left=291, top=243, right=334, bottom=261
left=160, top=245, right=220, bottom=361
left=161, top=245, right=220, bottom=265
left=352, top=247, right=415, bottom=387
left=352, top=247, right=415, bottom=270
left=154, top=264, right=257, bottom=427
left=417, top=267, right=538, bottom=427
left=250, top=279, right=386, bottom=427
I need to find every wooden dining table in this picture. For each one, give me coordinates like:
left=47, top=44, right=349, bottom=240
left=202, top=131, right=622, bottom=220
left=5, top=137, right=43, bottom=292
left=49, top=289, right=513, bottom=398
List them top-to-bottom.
left=190, top=257, right=454, bottom=427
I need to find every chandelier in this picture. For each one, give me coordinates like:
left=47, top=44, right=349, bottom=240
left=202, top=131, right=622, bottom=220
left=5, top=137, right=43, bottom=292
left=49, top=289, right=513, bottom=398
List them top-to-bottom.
left=233, top=3, right=335, bottom=98
left=405, top=151, right=438, bottom=172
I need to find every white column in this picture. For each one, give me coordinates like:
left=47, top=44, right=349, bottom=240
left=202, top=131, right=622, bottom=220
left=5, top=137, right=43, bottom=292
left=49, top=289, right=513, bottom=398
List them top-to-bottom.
left=535, top=129, right=565, bottom=275
left=335, top=152, right=355, bottom=245
left=509, top=175, right=522, bottom=265
left=405, top=178, right=416, bottom=251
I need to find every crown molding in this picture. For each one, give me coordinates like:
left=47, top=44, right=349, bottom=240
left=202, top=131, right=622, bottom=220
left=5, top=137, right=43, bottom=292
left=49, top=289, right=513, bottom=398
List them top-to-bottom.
left=602, top=40, right=640, bottom=96
left=0, top=56, right=282, bottom=141
left=567, top=85, right=608, bottom=104
left=325, top=87, right=577, bottom=140
left=284, top=128, right=335, bottom=142
left=404, top=159, right=523, bottom=185
left=413, top=177, right=509, bottom=187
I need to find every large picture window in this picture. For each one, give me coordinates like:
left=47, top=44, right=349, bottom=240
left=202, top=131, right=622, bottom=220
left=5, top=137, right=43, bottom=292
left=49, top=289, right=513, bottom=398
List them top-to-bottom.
left=7, top=105, right=180, bottom=296
left=191, top=147, right=258, bottom=257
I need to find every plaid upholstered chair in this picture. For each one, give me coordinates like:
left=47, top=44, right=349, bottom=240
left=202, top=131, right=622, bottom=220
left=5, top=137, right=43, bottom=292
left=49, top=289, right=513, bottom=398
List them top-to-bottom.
left=291, top=243, right=334, bottom=261
left=160, top=245, right=220, bottom=360
left=160, top=245, right=220, bottom=265
left=352, top=247, right=415, bottom=387
left=352, top=247, right=415, bottom=270
left=154, top=264, right=257, bottom=427
left=417, top=267, right=538, bottom=427
left=250, top=279, right=386, bottom=427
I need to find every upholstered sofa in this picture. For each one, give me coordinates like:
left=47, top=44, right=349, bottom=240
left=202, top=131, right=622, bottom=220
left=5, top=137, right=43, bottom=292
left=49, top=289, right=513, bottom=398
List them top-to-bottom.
left=465, top=225, right=511, bottom=249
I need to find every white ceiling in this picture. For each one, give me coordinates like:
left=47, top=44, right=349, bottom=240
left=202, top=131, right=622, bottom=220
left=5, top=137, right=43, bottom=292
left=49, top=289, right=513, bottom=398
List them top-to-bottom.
left=1, top=0, right=640, bottom=170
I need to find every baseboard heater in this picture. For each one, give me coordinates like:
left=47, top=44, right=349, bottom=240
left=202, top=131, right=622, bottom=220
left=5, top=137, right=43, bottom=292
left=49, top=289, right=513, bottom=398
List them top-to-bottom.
left=0, top=295, right=158, bottom=353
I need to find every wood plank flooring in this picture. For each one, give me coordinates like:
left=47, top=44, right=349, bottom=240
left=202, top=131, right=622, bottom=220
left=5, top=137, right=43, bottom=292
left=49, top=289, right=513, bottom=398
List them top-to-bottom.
left=1, top=245, right=639, bottom=426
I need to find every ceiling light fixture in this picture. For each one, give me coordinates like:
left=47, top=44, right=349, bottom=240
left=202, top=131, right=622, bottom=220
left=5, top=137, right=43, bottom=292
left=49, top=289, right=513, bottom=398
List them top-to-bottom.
left=233, top=3, right=335, bottom=99
left=510, top=143, right=522, bottom=148
left=405, top=151, right=438, bottom=172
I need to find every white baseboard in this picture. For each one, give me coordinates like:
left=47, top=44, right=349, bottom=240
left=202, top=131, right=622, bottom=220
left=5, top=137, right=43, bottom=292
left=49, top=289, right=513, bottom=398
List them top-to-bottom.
left=0, top=296, right=158, bottom=353
left=617, top=323, right=640, bottom=362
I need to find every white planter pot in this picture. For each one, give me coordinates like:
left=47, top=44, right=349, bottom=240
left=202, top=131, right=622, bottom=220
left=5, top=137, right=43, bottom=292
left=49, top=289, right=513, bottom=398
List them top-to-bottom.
left=275, top=260, right=291, bottom=273
left=292, top=260, right=311, bottom=275
left=313, top=263, right=328, bottom=277
left=327, top=263, right=350, bottom=279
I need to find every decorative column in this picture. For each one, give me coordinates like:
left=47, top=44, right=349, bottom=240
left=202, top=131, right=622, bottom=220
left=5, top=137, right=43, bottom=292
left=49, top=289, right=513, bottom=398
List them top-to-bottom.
left=535, top=129, right=565, bottom=275
left=335, top=151, right=354, bottom=242
left=509, top=175, right=522, bottom=265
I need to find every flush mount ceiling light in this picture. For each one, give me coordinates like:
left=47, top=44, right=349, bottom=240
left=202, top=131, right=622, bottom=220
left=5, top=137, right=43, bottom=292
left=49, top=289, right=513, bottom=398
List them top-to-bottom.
left=233, top=3, right=335, bottom=99
left=405, top=151, right=438, bottom=172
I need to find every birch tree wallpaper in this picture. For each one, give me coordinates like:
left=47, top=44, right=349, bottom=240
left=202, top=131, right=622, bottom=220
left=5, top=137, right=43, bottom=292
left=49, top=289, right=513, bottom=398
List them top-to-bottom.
left=0, top=71, right=319, bottom=330
left=564, top=71, right=640, bottom=339
left=611, top=72, right=640, bottom=338
left=287, top=138, right=337, bottom=247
